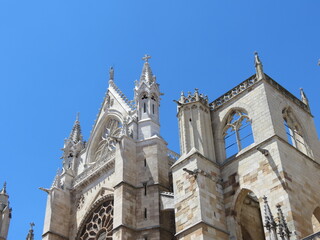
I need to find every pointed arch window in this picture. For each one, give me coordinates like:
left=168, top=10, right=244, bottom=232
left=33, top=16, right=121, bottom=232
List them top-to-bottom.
left=283, top=108, right=310, bottom=155
left=223, top=110, right=254, bottom=158
left=94, top=118, right=122, bottom=162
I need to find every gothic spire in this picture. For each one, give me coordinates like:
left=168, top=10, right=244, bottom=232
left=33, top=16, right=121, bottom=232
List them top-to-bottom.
left=254, top=52, right=265, bottom=81
left=140, top=54, right=155, bottom=85
left=300, top=88, right=310, bottom=109
left=68, top=113, right=83, bottom=144
left=0, top=182, right=7, bottom=195
left=263, top=196, right=278, bottom=240
left=277, top=204, right=291, bottom=240
left=26, top=222, right=35, bottom=240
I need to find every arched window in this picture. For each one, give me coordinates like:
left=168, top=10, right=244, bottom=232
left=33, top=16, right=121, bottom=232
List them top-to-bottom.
left=143, top=103, right=147, bottom=113
left=282, top=108, right=309, bottom=155
left=223, top=110, right=254, bottom=158
left=94, top=118, right=122, bottom=162
left=234, top=190, right=265, bottom=240
left=77, top=198, right=114, bottom=240
left=312, top=207, right=320, bottom=233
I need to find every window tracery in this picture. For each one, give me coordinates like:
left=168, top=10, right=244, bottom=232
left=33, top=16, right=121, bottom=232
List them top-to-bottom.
left=282, top=108, right=310, bottom=155
left=223, top=110, right=254, bottom=158
left=94, top=118, right=122, bottom=162
left=78, top=199, right=114, bottom=240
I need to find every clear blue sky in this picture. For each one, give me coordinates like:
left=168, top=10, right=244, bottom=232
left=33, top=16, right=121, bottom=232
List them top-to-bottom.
left=0, top=1, right=319, bottom=239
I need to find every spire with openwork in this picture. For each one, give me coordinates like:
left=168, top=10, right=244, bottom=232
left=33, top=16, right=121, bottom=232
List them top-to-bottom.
left=140, top=54, right=156, bottom=85
left=68, top=113, right=83, bottom=144
left=263, top=196, right=278, bottom=240
left=277, top=204, right=291, bottom=240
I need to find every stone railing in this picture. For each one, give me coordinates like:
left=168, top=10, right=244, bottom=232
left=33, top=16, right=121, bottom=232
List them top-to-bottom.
left=209, top=73, right=310, bottom=114
left=210, top=75, right=257, bottom=110
left=109, top=81, right=136, bottom=110
left=167, top=149, right=180, bottom=161
left=73, top=152, right=115, bottom=188
left=302, top=231, right=320, bottom=240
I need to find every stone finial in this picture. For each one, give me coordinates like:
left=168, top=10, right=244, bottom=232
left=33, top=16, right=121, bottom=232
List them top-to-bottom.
left=254, top=52, right=265, bottom=81
left=109, top=66, right=114, bottom=81
left=299, top=88, right=310, bottom=109
left=175, top=89, right=209, bottom=106
left=0, top=182, right=6, bottom=195
left=263, top=196, right=277, bottom=232
left=276, top=204, right=291, bottom=240
left=26, top=222, right=35, bottom=240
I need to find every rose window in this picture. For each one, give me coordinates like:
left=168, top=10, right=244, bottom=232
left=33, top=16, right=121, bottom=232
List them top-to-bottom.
left=94, top=118, right=122, bottom=162
left=78, top=200, right=114, bottom=240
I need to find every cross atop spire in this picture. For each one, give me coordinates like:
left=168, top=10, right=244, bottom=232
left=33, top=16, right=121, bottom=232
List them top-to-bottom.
left=140, top=54, right=155, bottom=85
left=142, top=54, right=151, bottom=63
left=26, top=222, right=35, bottom=240
left=29, top=222, right=35, bottom=230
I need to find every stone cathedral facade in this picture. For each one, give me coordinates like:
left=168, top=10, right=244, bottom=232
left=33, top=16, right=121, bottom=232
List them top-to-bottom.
left=39, top=54, right=320, bottom=240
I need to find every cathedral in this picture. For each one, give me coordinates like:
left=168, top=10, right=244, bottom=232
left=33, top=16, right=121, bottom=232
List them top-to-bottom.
left=1, top=53, right=320, bottom=240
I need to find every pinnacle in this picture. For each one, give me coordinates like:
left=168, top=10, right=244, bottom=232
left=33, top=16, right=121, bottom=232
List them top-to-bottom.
left=140, top=54, right=155, bottom=85
left=68, top=113, right=83, bottom=144
left=0, top=181, right=7, bottom=195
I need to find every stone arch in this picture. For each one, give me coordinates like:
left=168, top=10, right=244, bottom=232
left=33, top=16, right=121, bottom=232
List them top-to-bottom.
left=282, top=107, right=311, bottom=156
left=221, top=108, right=254, bottom=158
left=233, top=189, right=265, bottom=240
left=76, top=194, right=114, bottom=240
left=311, top=207, right=320, bottom=233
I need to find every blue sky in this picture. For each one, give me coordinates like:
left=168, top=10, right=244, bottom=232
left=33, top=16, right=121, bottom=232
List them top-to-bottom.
left=1, top=1, right=320, bottom=239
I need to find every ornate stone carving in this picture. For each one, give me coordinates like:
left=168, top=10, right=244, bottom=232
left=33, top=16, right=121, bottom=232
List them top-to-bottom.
left=94, top=118, right=122, bottom=162
left=77, top=194, right=85, bottom=210
left=78, top=199, right=113, bottom=240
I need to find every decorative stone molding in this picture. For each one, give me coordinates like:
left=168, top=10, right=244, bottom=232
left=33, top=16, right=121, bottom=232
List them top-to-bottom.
left=210, top=75, right=257, bottom=110
left=73, top=153, right=115, bottom=189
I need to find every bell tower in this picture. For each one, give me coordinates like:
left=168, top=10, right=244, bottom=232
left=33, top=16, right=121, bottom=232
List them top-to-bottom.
left=135, top=54, right=161, bottom=140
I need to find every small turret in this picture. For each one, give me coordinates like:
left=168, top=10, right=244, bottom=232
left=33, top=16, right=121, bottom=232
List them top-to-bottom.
left=254, top=52, right=265, bottom=81
left=135, top=55, right=161, bottom=139
left=175, top=89, right=215, bottom=161
left=61, top=113, right=84, bottom=172
left=0, top=182, right=11, bottom=240
left=25, top=222, right=35, bottom=240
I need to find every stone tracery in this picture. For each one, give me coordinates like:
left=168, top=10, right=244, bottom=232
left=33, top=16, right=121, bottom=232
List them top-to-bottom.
left=94, top=118, right=122, bottom=162
left=78, top=199, right=114, bottom=240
